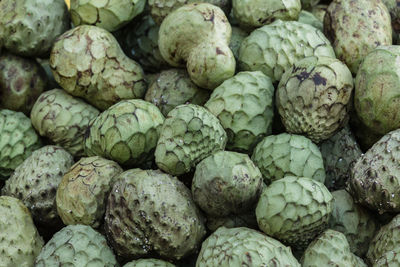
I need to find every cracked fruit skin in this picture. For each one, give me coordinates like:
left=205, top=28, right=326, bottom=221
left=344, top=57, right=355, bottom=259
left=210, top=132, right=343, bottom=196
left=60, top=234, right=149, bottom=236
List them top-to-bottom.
left=0, top=0, right=70, bottom=57
left=70, top=0, right=146, bottom=32
left=324, top=0, right=392, bottom=74
left=158, top=3, right=235, bottom=90
left=239, top=20, right=335, bottom=83
left=50, top=25, right=147, bottom=111
left=355, top=46, right=400, bottom=136
left=0, top=53, right=47, bottom=115
left=276, top=56, right=353, bottom=143
left=205, top=71, right=274, bottom=153
left=30, top=89, right=99, bottom=157
left=84, top=99, right=164, bottom=167
left=155, top=104, right=227, bottom=176
left=0, top=109, right=42, bottom=180
left=348, top=128, right=400, bottom=214
left=251, top=133, right=325, bottom=185
left=2, top=146, right=74, bottom=227
left=192, top=150, right=263, bottom=217
left=56, top=156, right=123, bottom=228
left=105, top=169, right=206, bottom=261
left=256, top=176, right=333, bottom=249
left=0, top=196, right=44, bottom=267
left=35, top=224, right=117, bottom=267
left=196, top=227, right=300, bottom=267
left=123, top=259, right=176, bottom=267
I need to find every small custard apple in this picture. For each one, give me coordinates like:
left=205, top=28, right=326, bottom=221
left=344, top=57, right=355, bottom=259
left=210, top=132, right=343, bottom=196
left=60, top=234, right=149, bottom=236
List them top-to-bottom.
left=205, top=71, right=275, bottom=153
left=30, top=89, right=100, bottom=156
left=84, top=99, right=165, bottom=167
left=155, top=104, right=227, bottom=176
left=0, top=109, right=42, bottom=180
left=251, top=133, right=326, bottom=185
left=1, top=146, right=74, bottom=227
left=256, top=176, right=333, bottom=249
left=0, top=196, right=44, bottom=267
left=35, top=224, right=118, bottom=267
left=196, top=227, right=300, bottom=267
left=123, top=259, right=176, bottom=267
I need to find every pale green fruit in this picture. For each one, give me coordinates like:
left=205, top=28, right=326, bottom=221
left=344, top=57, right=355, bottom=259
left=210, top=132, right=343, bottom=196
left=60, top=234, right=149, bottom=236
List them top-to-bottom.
left=298, top=10, right=323, bottom=31
left=124, top=259, right=176, bottom=267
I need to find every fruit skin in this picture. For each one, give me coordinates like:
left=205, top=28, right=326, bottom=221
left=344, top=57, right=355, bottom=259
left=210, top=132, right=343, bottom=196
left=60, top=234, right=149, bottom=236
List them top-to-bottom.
left=0, top=0, right=70, bottom=57
left=70, top=0, right=146, bottom=32
left=232, top=0, right=301, bottom=29
left=301, top=0, right=320, bottom=9
left=324, top=0, right=392, bottom=74
left=382, top=0, right=400, bottom=44
left=158, top=3, right=235, bottom=90
left=310, top=4, right=327, bottom=23
left=298, top=10, right=323, bottom=31
left=239, top=20, right=336, bottom=83
left=50, top=25, right=147, bottom=111
left=229, top=27, right=248, bottom=61
left=355, top=46, right=400, bottom=136
left=0, top=53, right=47, bottom=115
left=276, top=56, right=353, bottom=143
left=145, top=69, right=210, bottom=117
left=205, top=71, right=274, bottom=153
left=30, top=89, right=99, bottom=157
left=84, top=99, right=164, bottom=167
left=155, top=104, right=227, bottom=176
left=0, top=109, right=42, bottom=180
left=319, top=126, right=362, bottom=190
left=347, top=128, right=400, bottom=214
left=251, top=133, right=326, bottom=185
left=1, top=146, right=74, bottom=227
left=192, top=151, right=263, bottom=217
left=56, top=156, right=123, bottom=228
left=104, top=169, right=206, bottom=261
left=256, top=176, right=333, bottom=249
left=329, top=190, right=379, bottom=257
left=0, top=196, right=44, bottom=267
left=206, top=212, right=258, bottom=232
left=35, top=224, right=118, bottom=267
left=196, top=227, right=300, bottom=267
left=301, top=229, right=367, bottom=267
left=123, top=259, right=176, bottom=267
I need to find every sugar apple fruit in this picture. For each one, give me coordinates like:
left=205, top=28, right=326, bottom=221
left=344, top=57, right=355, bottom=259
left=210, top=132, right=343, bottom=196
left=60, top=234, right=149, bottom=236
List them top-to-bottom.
left=123, top=259, right=175, bottom=267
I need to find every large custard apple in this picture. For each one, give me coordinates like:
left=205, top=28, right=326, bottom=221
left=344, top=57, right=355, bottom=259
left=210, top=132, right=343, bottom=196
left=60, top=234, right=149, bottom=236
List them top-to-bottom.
left=205, top=71, right=275, bottom=153
left=84, top=99, right=164, bottom=167
left=155, top=104, right=227, bottom=176
left=0, top=109, right=42, bottom=179
left=35, top=224, right=118, bottom=266
left=196, top=227, right=300, bottom=267
left=124, top=259, right=175, bottom=267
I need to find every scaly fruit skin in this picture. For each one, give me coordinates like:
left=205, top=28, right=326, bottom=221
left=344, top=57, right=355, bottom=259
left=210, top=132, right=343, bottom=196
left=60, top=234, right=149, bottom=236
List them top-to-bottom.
left=0, top=0, right=70, bottom=57
left=70, top=0, right=146, bottom=32
left=232, top=0, right=301, bottom=29
left=301, top=0, right=320, bottom=9
left=324, top=0, right=392, bottom=74
left=382, top=0, right=400, bottom=44
left=310, top=4, right=327, bottom=23
left=298, top=10, right=323, bottom=31
left=239, top=20, right=336, bottom=83
left=50, top=25, right=147, bottom=110
left=229, top=27, right=248, bottom=61
left=355, top=46, right=400, bottom=136
left=0, top=53, right=47, bottom=115
left=276, top=56, right=353, bottom=143
left=145, top=69, right=210, bottom=117
left=205, top=71, right=274, bottom=153
left=30, top=89, right=99, bottom=157
left=84, top=99, right=164, bottom=167
left=155, top=104, right=227, bottom=176
left=0, top=109, right=42, bottom=180
left=319, top=126, right=362, bottom=190
left=348, top=129, right=400, bottom=214
left=251, top=133, right=326, bottom=185
left=1, top=146, right=74, bottom=226
left=192, top=151, right=263, bottom=217
left=56, top=156, right=123, bottom=228
left=105, top=169, right=206, bottom=261
left=256, top=176, right=333, bottom=249
left=329, top=190, right=379, bottom=257
left=0, top=196, right=44, bottom=267
left=206, top=212, right=258, bottom=231
left=367, top=214, right=400, bottom=265
left=35, top=224, right=118, bottom=266
left=196, top=227, right=300, bottom=267
left=301, top=229, right=367, bottom=267
left=373, top=247, right=400, bottom=267
left=123, top=259, right=176, bottom=267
